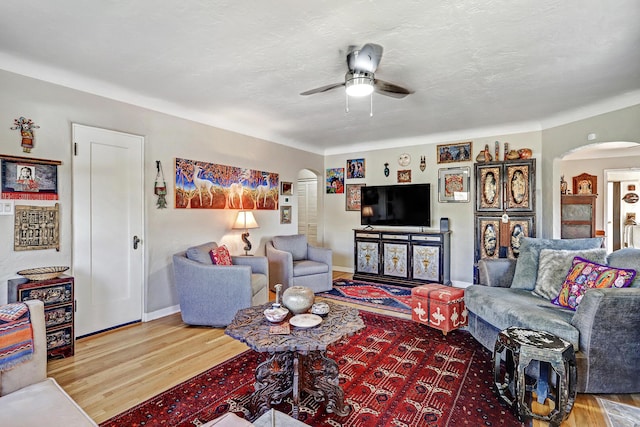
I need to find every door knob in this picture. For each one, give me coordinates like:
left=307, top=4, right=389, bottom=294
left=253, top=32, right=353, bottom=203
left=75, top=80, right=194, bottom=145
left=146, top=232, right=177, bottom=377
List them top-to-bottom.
left=133, top=235, right=141, bottom=250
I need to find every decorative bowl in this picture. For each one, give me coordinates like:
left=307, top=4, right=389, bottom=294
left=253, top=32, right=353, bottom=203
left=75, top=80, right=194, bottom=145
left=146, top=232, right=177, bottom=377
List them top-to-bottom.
left=17, top=266, right=69, bottom=281
left=282, top=286, right=315, bottom=314
left=310, top=302, right=330, bottom=316
left=264, top=306, right=289, bottom=323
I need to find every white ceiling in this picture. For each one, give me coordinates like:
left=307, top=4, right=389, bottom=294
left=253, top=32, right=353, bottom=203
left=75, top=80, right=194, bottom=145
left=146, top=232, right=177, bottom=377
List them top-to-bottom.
left=1, top=0, right=639, bottom=155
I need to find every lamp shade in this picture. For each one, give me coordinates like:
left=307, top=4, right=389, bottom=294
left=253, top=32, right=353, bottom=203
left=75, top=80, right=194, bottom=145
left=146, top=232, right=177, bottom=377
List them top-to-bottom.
left=361, top=206, right=374, bottom=217
left=233, top=211, right=259, bottom=230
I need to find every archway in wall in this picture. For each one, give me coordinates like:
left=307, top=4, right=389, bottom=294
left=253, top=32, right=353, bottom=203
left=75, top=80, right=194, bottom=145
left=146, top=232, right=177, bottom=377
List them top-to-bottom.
left=556, top=141, right=640, bottom=250
left=297, top=169, right=322, bottom=246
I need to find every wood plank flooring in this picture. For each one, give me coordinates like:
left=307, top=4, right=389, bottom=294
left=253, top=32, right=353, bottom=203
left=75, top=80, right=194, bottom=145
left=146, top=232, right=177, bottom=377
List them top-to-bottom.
left=48, top=272, right=639, bottom=426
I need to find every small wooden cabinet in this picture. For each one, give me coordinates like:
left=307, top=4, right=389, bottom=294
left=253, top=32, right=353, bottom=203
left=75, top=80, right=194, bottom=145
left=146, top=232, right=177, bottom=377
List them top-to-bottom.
left=561, top=194, right=597, bottom=238
left=353, top=229, right=451, bottom=286
left=8, top=276, right=75, bottom=359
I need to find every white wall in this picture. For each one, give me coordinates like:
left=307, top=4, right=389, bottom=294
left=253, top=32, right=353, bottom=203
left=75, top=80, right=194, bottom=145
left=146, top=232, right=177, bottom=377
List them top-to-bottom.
left=0, top=70, right=324, bottom=313
left=542, top=104, right=640, bottom=238
left=324, top=131, right=542, bottom=285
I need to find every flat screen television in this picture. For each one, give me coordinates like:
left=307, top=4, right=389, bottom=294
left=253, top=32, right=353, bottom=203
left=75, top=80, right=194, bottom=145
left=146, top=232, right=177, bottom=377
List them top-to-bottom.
left=360, top=183, right=431, bottom=227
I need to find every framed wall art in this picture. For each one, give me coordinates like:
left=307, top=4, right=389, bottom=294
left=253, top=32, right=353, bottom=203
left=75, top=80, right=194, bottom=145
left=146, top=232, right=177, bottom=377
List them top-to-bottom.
left=437, top=141, right=472, bottom=164
left=1, top=154, right=61, bottom=200
left=174, top=158, right=279, bottom=210
left=346, top=158, right=365, bottom=179
left=438, top=166, right=470, bottom=202
left=326, top=168, right=344, bottom=193
left=397, top=169, right=411, bottom=183
left=572, top=173, right=597, bottom=195
left=281, top=181, right=293, bottom=195
left=345, top=183, right=365, bottom=211
left=14, top=203, right=60, bottom=251
left=280, top=205, right=292, bottom=224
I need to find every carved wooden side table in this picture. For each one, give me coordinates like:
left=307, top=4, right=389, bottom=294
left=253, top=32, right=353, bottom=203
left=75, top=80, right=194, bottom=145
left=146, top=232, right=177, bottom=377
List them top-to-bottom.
left=225, top=301, right=365, bottom=421
left=493, top=327, right=577, bottom=427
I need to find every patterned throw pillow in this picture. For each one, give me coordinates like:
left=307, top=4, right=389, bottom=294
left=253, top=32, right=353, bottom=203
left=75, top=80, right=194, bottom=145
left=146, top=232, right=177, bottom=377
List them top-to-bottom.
left=209, top=245, right=233, bottom=266
left=533, top=248, right=607, bottom=300
left=552, top=256, right=636, bottom=310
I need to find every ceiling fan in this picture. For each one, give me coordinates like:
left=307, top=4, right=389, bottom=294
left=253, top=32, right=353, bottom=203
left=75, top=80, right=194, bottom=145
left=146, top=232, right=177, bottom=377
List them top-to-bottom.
left=300, top=43, right=413, bottom=101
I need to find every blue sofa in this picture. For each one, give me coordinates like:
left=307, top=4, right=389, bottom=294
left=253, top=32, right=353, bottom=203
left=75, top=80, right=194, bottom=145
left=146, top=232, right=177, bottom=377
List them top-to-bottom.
left=465, top=238, right=640, bottom=394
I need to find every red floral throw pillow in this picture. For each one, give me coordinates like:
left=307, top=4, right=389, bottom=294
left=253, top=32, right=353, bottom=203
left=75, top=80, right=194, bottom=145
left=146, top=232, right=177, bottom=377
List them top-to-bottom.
left=209, top=245, right=233, bottom=266
left=552, top=256, right=636, bottom=310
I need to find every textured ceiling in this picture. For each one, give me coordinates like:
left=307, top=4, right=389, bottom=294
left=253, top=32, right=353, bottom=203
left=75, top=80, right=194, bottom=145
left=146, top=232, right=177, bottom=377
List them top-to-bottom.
left=1, top=0, right=639, bottom=154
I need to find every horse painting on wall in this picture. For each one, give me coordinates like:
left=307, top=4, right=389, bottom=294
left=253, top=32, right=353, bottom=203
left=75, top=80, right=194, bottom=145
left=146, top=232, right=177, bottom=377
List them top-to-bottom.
left=175, top=158, right=279, bottom=209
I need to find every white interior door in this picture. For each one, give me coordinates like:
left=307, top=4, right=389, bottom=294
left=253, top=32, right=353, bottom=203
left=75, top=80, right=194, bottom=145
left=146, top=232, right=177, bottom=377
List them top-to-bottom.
left=72, top=124, right=144, bottom=337
left=298, top=177, right=318, bottom=245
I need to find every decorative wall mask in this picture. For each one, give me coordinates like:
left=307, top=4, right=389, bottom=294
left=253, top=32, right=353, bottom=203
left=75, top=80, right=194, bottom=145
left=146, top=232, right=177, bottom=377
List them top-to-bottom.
left=10, top=117, right=40, bottom=153
left=622, top=192, right=639, bottom=204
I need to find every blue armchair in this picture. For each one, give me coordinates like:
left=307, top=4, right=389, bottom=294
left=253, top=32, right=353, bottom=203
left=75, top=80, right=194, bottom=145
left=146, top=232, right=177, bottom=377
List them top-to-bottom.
left=266, top=234, right=332, bottom=293
left=172, top=242, right=269, bottom=327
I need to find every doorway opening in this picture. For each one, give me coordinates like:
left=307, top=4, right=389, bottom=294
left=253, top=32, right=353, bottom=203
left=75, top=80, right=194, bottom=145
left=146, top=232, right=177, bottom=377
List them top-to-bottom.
left=559, top=141, right=640, bottom=251
left=297, top=169, right=321, bottom=246
left=606, top=169, right=640, bottom=250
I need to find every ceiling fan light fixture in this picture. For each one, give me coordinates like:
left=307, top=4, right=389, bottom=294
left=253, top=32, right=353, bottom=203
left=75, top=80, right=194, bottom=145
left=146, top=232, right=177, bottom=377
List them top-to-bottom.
left=345, top=72, right=374, bottom=97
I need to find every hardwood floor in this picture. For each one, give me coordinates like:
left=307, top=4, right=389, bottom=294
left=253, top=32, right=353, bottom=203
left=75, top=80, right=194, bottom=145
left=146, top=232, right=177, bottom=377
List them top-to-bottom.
left=48, top=272, right=639, bottom=426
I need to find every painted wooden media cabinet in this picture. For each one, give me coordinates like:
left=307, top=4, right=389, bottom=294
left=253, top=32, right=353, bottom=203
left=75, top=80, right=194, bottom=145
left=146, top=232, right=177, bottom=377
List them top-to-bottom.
left=353, top=229, right=451, bottom=286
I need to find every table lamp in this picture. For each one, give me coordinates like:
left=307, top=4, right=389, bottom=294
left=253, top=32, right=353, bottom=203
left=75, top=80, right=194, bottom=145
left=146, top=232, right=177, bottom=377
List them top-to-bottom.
left=361, top=206, right=374, bottom=230
left=233, top=211, right=259, bottom=255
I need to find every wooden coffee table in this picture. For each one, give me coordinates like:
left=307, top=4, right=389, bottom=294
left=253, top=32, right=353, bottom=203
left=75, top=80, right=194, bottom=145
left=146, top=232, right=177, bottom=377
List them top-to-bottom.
left=225, top=301, right=364, bottom=420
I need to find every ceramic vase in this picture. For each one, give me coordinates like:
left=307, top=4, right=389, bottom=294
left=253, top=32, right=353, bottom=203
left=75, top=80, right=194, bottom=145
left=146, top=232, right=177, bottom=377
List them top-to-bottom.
left=282, top=286, right=315, bottom=314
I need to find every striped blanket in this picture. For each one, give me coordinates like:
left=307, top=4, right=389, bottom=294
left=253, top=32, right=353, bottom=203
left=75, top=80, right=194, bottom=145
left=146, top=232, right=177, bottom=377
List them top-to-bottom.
left=0, top=302, right=34, bottom=371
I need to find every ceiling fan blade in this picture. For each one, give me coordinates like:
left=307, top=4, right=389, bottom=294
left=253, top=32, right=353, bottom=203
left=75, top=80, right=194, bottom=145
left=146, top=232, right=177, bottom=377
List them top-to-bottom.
left=354, top=43, right=383, bottom=72
left=373, top=79, right=412, bottom=99
left=300, top=82, right=345, bottom=96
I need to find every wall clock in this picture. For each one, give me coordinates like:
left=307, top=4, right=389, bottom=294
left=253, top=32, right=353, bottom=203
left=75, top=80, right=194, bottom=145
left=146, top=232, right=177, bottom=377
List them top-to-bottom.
left=398, top=153, right=411, bottom=167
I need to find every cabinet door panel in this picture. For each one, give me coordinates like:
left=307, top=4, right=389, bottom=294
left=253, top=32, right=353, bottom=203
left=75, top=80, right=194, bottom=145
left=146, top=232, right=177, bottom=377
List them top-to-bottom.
left=505, top=162, right=534, bottom=212
left=476, top=165, right=503, bottom=211
left=561, top=204, right=593, bottom=221
left=475, top=215, right=534, bottom=260
left=507, top=216, right=534, bottom=259
left=476, top=217, right=501, bottom=259
left=356, top=240, right=379, bottom=274
left=382, top=242, right=409, bottom=278
left=412, top=245, right=440, bottom=281
left=18, top=282, right=73, bottom=306
left=47, top=326, right=73, bottom=351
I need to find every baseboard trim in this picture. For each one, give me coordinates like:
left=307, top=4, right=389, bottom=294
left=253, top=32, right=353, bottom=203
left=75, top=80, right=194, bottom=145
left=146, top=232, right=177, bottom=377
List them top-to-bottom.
left=333, top=265, right=354, bottom=273
left=144, top=304, right=181, bottom=322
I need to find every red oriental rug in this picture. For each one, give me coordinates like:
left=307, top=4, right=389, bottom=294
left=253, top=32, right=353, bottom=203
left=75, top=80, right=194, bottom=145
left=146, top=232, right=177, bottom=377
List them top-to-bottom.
left=320, top=279, right=413, bottom=313
left=101, top=311, right=522, bottom=427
